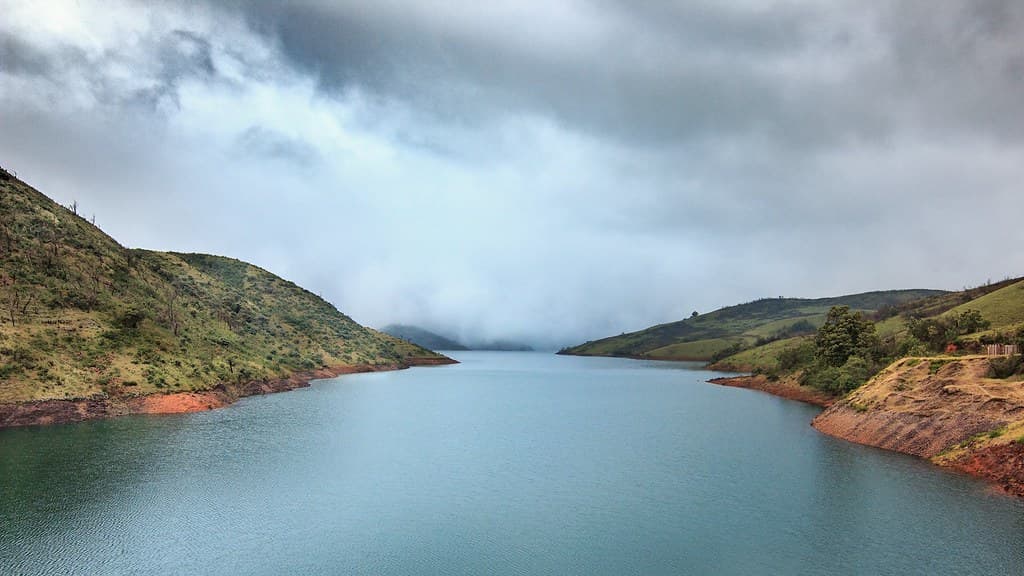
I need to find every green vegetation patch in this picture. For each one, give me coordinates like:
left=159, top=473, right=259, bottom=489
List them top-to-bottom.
left=0, top=174, right=445, bottom=403
left=945, top=280, right=1024, bottom=331
left=563, top=290, right=942, bottom=362
left=647, top=338, right=741, bottom=361
left=988, top=355, right=1024, bottom=379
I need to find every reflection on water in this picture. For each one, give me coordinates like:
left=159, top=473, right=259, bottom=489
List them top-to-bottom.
left=2, top=352, right=1022, bottom=575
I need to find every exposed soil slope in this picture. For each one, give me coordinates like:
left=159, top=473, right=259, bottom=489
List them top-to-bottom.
left=0, top=357, right=453, bottom=427
left=812, top=357, right=1024, bottom=497
left=708, top=374, right=834, bottom=408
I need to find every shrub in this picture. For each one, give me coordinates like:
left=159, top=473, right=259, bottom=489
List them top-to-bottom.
left=905, top=309, right=991, bottom=353
left=778, top=341, right=815, bottom=371
left=709, top=342, right=745, bottom=363
left=799, top=355, right=879, bottom=395
left=989, top=355, right=1023, bottom=379
left=987, top=427, right=1006, bottom=439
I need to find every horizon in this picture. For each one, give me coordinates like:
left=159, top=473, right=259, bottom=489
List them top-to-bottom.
left=2, top=0, right=1023, bottom=349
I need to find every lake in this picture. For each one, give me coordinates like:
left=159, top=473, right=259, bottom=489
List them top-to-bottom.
left=2, top=351, right=1022, bottom=575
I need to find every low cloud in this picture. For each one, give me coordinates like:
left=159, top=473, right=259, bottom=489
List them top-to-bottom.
left=1, top=0, right=1023, bottom=349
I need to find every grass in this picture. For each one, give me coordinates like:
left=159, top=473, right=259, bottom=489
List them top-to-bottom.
left=0, top=171, right=444, bottom=403
left=706, top=275, right=1024, bottom=390
left=945, top=280, right=1024, bottom=330
left=564, top=290, right=943, bottom=361
left=710, top=336, right=811, bottom=371
left=646, top=338, right=741, bottom=360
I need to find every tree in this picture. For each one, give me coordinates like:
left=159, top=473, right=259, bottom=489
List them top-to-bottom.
left=3, top=278, right=34, bottom=327
left=814, top=306, right=878, bottom=367
left=905, top=309, right=991, bottom=353
left=954, top=309, right=990, bottom=334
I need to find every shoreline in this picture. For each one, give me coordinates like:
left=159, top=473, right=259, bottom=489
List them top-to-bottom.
left=0, top=356, right=457, bottom=429
left=708, top=365, right=1024, bottom=500
left=707, top=374, right=835, bottom=408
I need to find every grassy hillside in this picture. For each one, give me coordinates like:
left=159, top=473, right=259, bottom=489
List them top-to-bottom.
left=0, top=168, right=447, bottom=404
left=871, top=277, right=1023, bottom=338
left=712, top=279, right=1024, bottom=374
left=944, top=280, right=1024, bottom=335
left=561, top=290, right=945, bottom=361
left=382, top=324, right=469, bottom=351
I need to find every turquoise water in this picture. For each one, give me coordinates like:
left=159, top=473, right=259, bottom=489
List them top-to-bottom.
left=1, top=351, right=1022, bottom=575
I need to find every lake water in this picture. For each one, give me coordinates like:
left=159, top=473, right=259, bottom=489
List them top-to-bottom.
left=2, top=351, right=1022, bottom=575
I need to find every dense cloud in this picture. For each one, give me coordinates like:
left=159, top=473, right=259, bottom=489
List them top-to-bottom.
left=1, top=0, right=1023, bottom=348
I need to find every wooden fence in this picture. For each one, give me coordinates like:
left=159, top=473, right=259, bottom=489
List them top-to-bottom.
left=985, top=344, right=1020, bottom=356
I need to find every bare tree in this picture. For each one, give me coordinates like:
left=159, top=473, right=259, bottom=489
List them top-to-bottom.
left=0, top=223, right=11, bottom=256
left=4, top=282, right=34, bottom=327
left=162, top=285, right=182, bottom=337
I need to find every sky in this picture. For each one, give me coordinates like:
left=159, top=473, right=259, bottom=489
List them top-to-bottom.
left=1, top=0, right=1023, bottom=349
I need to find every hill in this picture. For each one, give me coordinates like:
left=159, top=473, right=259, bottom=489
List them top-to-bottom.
left=0, top=167, right=453, bottom=426
left=716, top=277, right=1024, bottom=373
left=560, top=289, right=946, bottom=361
left=381, top=324, right=469, bottom=351
left=381, top=325, right=535, bottom=352
left=468, top=339, right=534, bottom=352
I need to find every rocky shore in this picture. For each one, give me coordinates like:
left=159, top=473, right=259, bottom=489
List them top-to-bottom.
left=711, top=358, right=1024, bottom=499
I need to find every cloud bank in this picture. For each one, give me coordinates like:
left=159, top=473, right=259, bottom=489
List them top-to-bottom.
left=2, top=0, right=1023, bottom=348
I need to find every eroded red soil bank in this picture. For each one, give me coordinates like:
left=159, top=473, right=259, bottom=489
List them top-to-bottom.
left=0, top=357, right=456, bottom=428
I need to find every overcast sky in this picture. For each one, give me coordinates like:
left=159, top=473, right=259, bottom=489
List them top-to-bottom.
left=2, top=0, right=1023, bottom=349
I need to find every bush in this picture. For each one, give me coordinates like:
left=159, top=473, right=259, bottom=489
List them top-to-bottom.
left=118, top=307, right=146, bottom=331
left=905, top=309, right=991, bottom=353
left=896, top=337, right=930, bottom=358
left=778, top=341, right=815, bottom=371
left=710, top=342, right=745, bottom=363
left=989, top=355, right=1023, bottom=379
left=800, top=356, right=878, bottom=395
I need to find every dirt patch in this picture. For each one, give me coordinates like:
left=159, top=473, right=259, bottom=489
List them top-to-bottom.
left=405, top=356, right=460, bottom=366
left=811, top=357, right=1024, bottom=498
left=0, top=358, right=457, bottom=428
left=708, top=374, right=834, bottom=408
left=129, top=392, right=229, bottom=414
left=812, top=405, right=1000, bottom=458
left=948, top=442, right=1024, bottom=498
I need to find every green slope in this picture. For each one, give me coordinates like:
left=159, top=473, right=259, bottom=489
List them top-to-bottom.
left=0, top=168, right=448, bottom=403
left=715, top=277, right=1024, bottom=373
left=872, top=277, right=1024, bottom=338
left=944, top=279, right=1024, bottom=332
left=561, top=290, right=946, bottom=361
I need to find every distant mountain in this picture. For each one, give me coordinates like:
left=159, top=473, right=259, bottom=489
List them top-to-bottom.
left=559, top=289, right=947, bottom=361
left=381, top=324, right=470, bottom=351
left=380, top=325, right=534, bottom=352
left=468, top=340, right=534, bottom=352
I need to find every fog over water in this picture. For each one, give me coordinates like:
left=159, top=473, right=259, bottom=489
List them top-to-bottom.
left=2, top=1, right=1023, bottom=348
